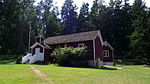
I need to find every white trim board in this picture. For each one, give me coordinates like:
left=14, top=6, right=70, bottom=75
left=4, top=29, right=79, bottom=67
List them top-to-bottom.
left=94, top=30, right=104, bottom=45
left=93, top=39, right=96, bottom=60
left=103, top=41, right=114, bottom=50
left=30, top=42, right=45, bottom=49
left=30, top=42, right=51, bottom=49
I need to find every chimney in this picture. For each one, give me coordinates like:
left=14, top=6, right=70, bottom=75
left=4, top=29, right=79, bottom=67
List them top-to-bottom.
left=35, top=35, right=45, bottom=44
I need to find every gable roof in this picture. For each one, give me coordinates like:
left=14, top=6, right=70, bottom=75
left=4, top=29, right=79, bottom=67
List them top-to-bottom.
left=44, top=30, right=103, bottom=45
left=35, top=35, right=45, bottom=38
left=103, top=41, right=114, bottom=50
left=30, top=42, right=51, bottom=49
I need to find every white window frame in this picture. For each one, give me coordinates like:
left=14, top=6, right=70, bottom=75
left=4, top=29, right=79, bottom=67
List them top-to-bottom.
left=78, top=43, right=85, bottom=47
left=103, top=50, right=109, bottom=57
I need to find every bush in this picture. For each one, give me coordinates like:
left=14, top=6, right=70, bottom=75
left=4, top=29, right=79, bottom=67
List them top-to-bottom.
left=51, top=47, right=90, bottom=66
left=16, top=55, right=23, bottom=64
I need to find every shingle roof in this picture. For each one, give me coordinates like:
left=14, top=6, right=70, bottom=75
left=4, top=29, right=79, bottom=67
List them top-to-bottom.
left=44, top=30, right=100, bottom=45
left=103, top=41, right=114, bottom=50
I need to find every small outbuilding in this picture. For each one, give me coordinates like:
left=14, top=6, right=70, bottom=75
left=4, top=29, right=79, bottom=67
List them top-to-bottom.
left=103, top=41, right=114, bottom=66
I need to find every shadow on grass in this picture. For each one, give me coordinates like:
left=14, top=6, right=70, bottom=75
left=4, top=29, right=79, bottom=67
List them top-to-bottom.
left=30, top=63, right=121, bottom=70
left=46, top=64, right=120, bottom=70
left=101, top=66, right=118, bottom=70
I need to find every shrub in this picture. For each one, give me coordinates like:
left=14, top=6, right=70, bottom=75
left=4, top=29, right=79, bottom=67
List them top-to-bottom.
left=51, top=47, right=90, bottom=66
left=16, top=55, right=23, bottom=64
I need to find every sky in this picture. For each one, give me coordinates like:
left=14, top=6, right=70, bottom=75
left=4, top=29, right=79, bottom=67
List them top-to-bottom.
left=35, top=0, right=150, bottom=12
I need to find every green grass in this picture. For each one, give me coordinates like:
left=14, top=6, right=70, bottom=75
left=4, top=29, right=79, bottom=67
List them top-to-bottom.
left=0, top=59, right=16, bottom=64
left=0, top=64, right=150, bottom=84
left=0, top=65, right=51, bottom=84
left=34, top=65, right=150, bottom=84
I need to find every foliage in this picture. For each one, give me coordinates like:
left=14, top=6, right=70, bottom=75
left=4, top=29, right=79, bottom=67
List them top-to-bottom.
left=0, top=0, right=150, bottom=64
left=61, top=0, right=78, bottom=34
left=129, top=0, right=150, bottom=64
left=76, top=3, right=94, bottom=32
left=44, top=11, right=62, bottom=37
left=51, top=47, right=90, bottom=66
left=16, top=55, right=23, bottom=64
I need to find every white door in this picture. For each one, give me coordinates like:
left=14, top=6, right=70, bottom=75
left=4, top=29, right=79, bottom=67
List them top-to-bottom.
left=35, top=48, right=40, bottom=54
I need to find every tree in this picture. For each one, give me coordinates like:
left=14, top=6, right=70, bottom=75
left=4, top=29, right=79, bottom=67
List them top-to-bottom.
left=0, top=0, right=20, bottom=54
left=0, top=0, right=36, bottom=54
left=16, top=0, right=36, bottom=54
left=35, top=0, right=53, bottom=35
left=35, top=0, right=62, bottom=37
left=61, top=0, right=78, bottom=34
left=90, top=0, right=106, bottom=30
left=100, top=0, right=133, bottom=58
left=111, top=0, right=132, bottom=58
left=130, top=0, right=150, bottom=63
left=76, top=2, right=90, bottom=32
left=44, top=7, right=62, bottom=37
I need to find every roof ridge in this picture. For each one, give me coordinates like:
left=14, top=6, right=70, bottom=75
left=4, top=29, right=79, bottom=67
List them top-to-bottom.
left=44, top=30, right=101, bottom=45
left=46, top=30, right=100, bottom=38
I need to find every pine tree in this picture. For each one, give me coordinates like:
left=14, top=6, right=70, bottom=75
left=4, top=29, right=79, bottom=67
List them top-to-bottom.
left=0, top=0, right=21, bottom=54
left=0, top=0, right=36, bottom=54
left=16, top=0, right=36, bottom=54
left=35, top=0, right=53, bottom=35
left=61, top=0, right=78, bottom=34
left=90, top=0, right=106, bottom=30
left=103, top=0, right=132, bottom=58
left=130, top=0, right=150, bottom=63
left=77, top=2, right=90, bottom=32
left=44, top=7, right=62, bottom=37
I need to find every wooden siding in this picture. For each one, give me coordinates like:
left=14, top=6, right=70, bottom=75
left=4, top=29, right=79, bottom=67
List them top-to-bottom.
left=95, top=36, right=103, bottom=61
left=48, top=40, right=94, bottom=60
left=103, top=45, right=113, bottom=62
left=44, top=48, right=52, bottom=64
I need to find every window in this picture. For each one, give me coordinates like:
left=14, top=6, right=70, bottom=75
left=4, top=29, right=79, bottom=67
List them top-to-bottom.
left=78, top=43, right=85, bottom=47
left=103, top=50, right=109, bottom=57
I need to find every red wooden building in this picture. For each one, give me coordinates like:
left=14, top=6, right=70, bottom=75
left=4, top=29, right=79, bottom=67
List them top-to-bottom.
left=22, top=30, right=114, bottom=68
left=103, top=41, right=114, bottom=66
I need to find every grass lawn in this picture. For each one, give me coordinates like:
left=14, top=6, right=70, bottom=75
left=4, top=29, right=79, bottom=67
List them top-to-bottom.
left=0, top=64, right=150, bottom=84
left=0, top=65, right=51, bottom=84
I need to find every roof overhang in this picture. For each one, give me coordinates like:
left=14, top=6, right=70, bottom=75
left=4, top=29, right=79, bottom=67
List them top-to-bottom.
left=103, top=41, right=114, bottom=50
left=30, top=42, right=51, bottom=49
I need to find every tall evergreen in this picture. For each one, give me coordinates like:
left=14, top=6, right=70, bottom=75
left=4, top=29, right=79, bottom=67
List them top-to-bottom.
left=0, top=0, right=36, bottom=54
left=16, top=0, right=36, bottom=54
left=35, top=0, right=53, bottom=35
left=61, top=0, right=78, bottom=34
left=90, top=0, right=106, bottom=30
left=130, top=0, right=150, bottom=63
left=77, top=3, right=90, bottom=32
left=44, top=7, right=62, bottom=37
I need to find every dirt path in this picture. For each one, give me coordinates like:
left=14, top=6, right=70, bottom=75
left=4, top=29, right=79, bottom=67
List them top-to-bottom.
left=29, top=65, right=51, bottom=81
